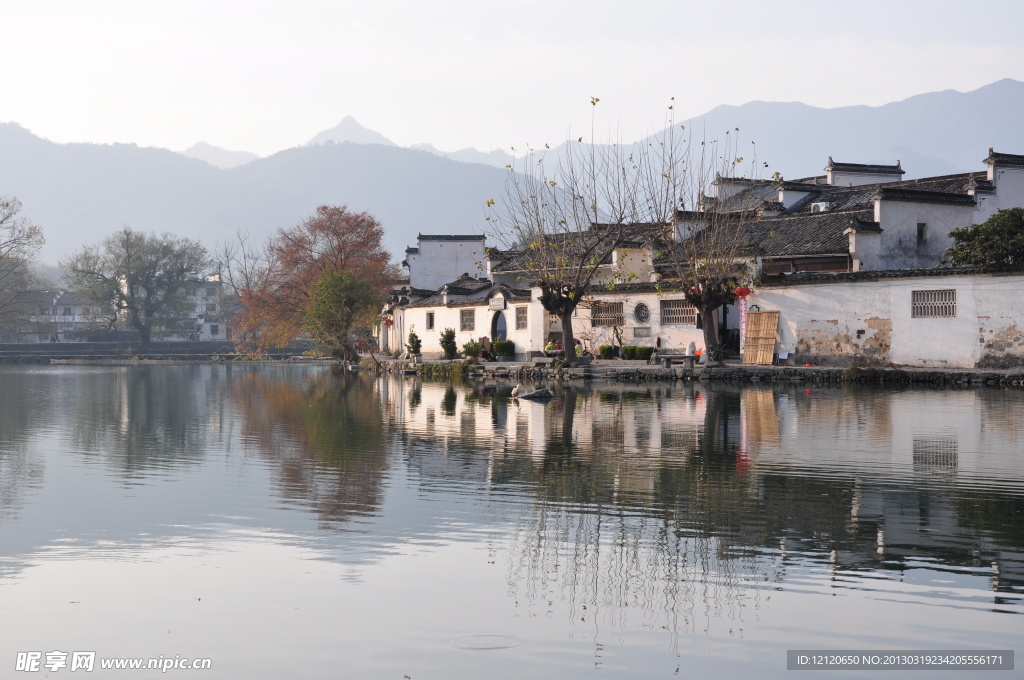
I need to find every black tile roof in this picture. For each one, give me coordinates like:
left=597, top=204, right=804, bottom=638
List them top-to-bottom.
left=985, top=149, right=1024, bottom=167
left=826, top=157, right=905, bottom=175
left=872, top=187, right=976, bottom=206
left=745, top=209, right=872, bottom=257
left=418, top=234, right=486, bottom=241
left=759, top=265, right=1024, bottom=285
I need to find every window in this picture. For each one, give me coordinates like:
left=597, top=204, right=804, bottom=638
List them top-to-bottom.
left=917, top=222, right=927, bottom=245
left=206, top=287, right=217, bottom=298
left=912, top=289, right=956, bottom=318
left=660, top=299, right=697, bottom=325
left=591, top=301, right=624, bottom=327
left=206, top=303, right=217, bottom=313
left=634, top=303, right=650, bottom=324
left=515, top=306, right=528, bottom=330
left=38, top=307, right=49, bottom=316
left=63, top=307, right=72, bottom=316
left=460, top=309, right=475, bottom=332
left=426, top=312, right=435, bottom=330
left=210, top=324, right=220, bottom=336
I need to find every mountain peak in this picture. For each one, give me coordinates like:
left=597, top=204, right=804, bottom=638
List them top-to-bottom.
left=306, top=116, right=395, bottom=147
left=180, top=141, right=259, bottom=169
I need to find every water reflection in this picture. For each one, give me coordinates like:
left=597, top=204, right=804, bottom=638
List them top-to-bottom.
left=1, top=365, right=1022, bottom=679
left=231, top=367, right=390, bottom=526
left=393, top=377, right=1024, bottom=619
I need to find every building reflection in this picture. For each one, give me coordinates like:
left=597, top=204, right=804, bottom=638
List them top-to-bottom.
left=384, top=376, right=1024, bottom=626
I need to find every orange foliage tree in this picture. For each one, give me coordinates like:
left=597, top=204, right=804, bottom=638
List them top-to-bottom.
left=228, top=205, right=397, bottom=355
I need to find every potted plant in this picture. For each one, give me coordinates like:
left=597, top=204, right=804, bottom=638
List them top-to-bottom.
left=439, top=328, right=457, bottom=360
left=406, top=329, right=422, bottom=361
left=462, top=339, right=482, bottom=359
left=493, top=339, right=515, bottom=361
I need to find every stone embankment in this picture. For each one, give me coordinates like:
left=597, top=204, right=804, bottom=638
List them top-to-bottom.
left=0, top=341, right=312, bottom=364
left=372, top=358, right=1024, bottom=388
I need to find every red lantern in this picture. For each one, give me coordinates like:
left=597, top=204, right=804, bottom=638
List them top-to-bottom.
left=734, top=286, right=752, bottom=297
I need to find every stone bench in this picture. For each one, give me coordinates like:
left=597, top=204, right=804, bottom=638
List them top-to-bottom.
left=658, top=354, right=696, bottom=369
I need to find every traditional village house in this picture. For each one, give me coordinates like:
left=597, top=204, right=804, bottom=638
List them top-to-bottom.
left=383, top=149, right=1024, bottom=367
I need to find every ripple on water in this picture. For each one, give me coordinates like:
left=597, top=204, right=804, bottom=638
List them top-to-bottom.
left=449, top=634, right=523, bottom=651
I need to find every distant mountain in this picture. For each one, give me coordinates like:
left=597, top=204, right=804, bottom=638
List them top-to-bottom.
left=672, top=78, right=1024, bottom=179
left=4, top=79, right=1024, bottom=266
left=306, top=116, right=395, bottom=147
left=0, top=123, right=497, bottom=264
left=180, top=142, right=259, bottom=169
left=411, top=143, right=514, bottom=168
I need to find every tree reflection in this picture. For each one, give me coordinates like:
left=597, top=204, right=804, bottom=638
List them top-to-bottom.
left=62, top=366, right=211, bottom=476
left=233, top=367, right=390, bottom=526
left=0, top=369, right=50, bottom=519
left=392, top=379, right=1024, bottom=642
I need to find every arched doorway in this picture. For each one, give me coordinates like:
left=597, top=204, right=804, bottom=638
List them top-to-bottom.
left=490, top=311, right=507, bottom=341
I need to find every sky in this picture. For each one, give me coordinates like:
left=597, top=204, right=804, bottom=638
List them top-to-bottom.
left=3, top=0, right=1024, bottom=157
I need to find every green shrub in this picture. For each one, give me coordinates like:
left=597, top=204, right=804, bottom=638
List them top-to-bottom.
left=439, top=328, right=457, bottom=360
left=406, top=330, right=422, bottom=355
left=462, top=339, right=482, bottom=358
left=493, top=339, right=515, bottom=356
left=598, top=344, right=618, bottom=359
left=621, top=345, right=638, bottom=360
left=636, top=346, right=655, bottom=361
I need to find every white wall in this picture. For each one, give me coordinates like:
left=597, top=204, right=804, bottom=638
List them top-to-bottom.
left=976, top=165, right=1024, bottom=224
left=869, top=199, right=973, bottom=270
left=406, top=238, right=487, bottom=290
left=751, top=273, right=1024, bottom=368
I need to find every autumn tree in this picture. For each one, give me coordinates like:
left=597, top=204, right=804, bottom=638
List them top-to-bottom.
left=485, top=99, right=675, bottom=365
left=0, top=197, right=45, bottom=337
left=226, top=205, right=397, bottom=356
left=943, top=207, right=1024, bottom=271
left=61, top=228, right=211, bottom=345
left=303, top=269, right=383, bottom=361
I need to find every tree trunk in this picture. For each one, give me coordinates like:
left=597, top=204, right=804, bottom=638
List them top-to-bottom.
left=700, top=306, right=723, bottom=367
left=560, top=311, right=577, bottom=367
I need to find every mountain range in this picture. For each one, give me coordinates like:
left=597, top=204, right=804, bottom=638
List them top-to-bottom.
left=2, top=79, right=1023, bottom=265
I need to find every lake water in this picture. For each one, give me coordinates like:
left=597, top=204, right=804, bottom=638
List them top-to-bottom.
left=0, top=364, right=1021, bottom=678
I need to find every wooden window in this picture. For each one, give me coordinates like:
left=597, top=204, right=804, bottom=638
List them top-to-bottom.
left=911, top=290, right=956, bottom=318
left=660, top=299, right=697, bottom=325
left=591, top=302, right=624, bottom=327
left=515, top=306, right=528, bottom=330
left=460, top=309, right=475, bottom=332
left=426, top=312, right=435, bottom=330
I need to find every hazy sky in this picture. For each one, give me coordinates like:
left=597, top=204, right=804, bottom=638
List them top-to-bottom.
left=3, top=0, right=1023, bottom=157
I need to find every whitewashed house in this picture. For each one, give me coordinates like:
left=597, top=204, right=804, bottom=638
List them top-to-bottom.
left=383, top=149, right=1024, bottom=366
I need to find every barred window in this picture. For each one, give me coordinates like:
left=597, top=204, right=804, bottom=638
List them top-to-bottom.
left=911, top=290, right=956, bottom=318
left=660, top=299, right=697, bottom=325
left=591, top=301, right=624, bottom=327
left=634, top=303, right=650, bottom=325
left=515, top=306, right=528, bottom=330
left=460, top=309, right=475, bottom=331
left=426, top=312, right=435, bottom=330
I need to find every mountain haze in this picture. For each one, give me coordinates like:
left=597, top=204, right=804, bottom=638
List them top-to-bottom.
left=2, top=79, right=1023, bottom=266
left=306, top=116, right=396, bottom=147
left=0, top=123, right=497, bottom=264
left=180, top=142, right=260, bottom=169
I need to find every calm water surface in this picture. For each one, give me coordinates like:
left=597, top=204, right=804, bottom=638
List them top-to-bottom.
left=0, top=365, right=1021, bottom=678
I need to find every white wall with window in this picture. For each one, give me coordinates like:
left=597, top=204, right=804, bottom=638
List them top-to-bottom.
left=750, top=272, right=1024, bottom=367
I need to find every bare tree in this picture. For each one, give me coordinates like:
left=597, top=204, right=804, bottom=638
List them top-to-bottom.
left=485, top=99, right=678, bottom=365
left=487, top=101, right=763, bottom=366
left=655, top=128, right=766, bottom=366
left=0, top=197, right=45, bottom=337
left=62, top=228, right=210, bottom=345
